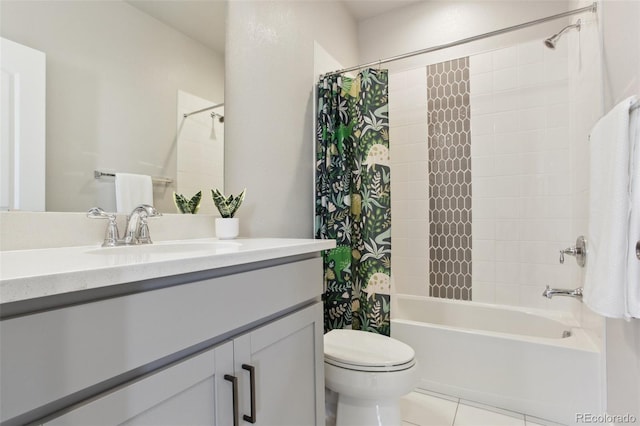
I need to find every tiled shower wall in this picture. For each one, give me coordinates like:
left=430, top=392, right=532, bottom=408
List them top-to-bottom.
left=390, top=39, right=575, bottom=312
left=426, top=58, right=473, bottom=300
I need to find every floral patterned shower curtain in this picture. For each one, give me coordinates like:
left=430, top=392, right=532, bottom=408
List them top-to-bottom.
left=315, top=68, right=391, bottom=336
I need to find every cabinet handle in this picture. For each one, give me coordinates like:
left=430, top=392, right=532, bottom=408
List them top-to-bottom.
left=242, top=364, right=257, bottom=423
left=224, top=374, right=239, bottom=426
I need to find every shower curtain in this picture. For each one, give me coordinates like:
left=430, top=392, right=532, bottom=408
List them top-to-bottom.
left=315, top=68, right=391, bottom=336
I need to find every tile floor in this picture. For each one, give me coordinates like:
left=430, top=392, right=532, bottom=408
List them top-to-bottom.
left=401, top=390, right=567, bottom=426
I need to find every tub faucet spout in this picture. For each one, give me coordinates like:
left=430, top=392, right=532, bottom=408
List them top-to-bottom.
left=542, top=285, right=583, bottom=299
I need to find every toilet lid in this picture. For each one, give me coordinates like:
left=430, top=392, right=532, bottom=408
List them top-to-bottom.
left=324, top=329, right=415, bottom=371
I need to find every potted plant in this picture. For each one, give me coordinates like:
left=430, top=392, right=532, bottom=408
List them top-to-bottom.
left=211, top=188, right=246, bottom=239
left=172, top=191, right=202, bottom=214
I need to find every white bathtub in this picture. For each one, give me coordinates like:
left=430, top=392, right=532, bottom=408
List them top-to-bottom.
left=391, top=295, right=601, bottom=425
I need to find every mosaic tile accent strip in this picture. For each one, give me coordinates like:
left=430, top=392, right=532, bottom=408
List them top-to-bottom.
left=427, top=57, right=472, bottom=301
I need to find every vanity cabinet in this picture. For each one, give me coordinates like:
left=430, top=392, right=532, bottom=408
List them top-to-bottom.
left=1, top=255, right=326, bottom=426
left=43, top=303, right=323, bottom=426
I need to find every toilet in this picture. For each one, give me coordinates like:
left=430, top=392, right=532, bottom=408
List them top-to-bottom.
left=324, top=329, right=418, bottom=426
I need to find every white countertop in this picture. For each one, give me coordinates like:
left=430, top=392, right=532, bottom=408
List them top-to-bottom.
left=0, top=238, right=335, bottom=305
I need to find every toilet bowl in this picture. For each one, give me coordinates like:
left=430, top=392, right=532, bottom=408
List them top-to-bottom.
left=324, top=329, right=418, bottom=426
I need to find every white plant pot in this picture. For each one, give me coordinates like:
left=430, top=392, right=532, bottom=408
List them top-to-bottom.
left=215, top=217, right=239, bottom=240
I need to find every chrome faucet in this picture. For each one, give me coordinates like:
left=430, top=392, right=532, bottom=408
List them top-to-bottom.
left=87, top=204, right=161, bottom=246
left=123, top=204, right=161, bottom=245
left=542, top=285, right=583, bottom=299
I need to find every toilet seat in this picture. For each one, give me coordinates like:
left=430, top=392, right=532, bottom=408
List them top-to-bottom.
left=324, top=329, right=416, bottom=372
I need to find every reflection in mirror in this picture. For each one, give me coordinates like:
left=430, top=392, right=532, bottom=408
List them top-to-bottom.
left=0, top=0, right=225, bottom=213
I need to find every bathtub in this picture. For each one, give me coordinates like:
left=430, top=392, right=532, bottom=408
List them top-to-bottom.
left=391, top=295, right=601, bottom=425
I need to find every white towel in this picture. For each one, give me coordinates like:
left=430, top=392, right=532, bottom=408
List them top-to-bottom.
left=583, top=96, right=637, bottom=319
left=627, top=103, right=640, bottom=318
left=115, top=173, right=153, bottom=214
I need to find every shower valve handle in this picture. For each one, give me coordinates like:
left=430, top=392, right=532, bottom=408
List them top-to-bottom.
left=559, top=236, right=587, bottom=267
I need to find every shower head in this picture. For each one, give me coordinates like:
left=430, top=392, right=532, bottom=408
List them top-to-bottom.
left=544, top=19, right=581, bottom=49
left=211, top=112, right=224, bottom=123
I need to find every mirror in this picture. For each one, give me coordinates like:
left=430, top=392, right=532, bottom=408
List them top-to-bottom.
left=0, top=0, right=226, bottom=214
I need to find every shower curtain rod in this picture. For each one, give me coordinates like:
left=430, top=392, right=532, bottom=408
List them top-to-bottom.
left=322, top=2, right=597, bottom=77
left=183, top=102, right=224, bottom=118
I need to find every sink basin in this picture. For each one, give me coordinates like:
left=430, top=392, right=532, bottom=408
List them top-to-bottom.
left=85, top=240, right=241, bottom=256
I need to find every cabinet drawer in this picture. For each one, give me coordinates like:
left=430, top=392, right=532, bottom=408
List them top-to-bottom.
left=1, top=257, right=322, bottom=423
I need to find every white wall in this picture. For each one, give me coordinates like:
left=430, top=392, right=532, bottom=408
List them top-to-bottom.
left=225, top=0, right=359, bottom=238
left=596, top=0, right=640, bottom=421
left=0, top=1, right=224, bottom=213
left=358, top=1, right=573, bottom=73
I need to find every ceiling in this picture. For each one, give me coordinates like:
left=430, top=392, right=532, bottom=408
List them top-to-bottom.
left=125, top=0, right=418, bottom=54
left=125, top=0, right=226, bottom=54
left=341, top=0, right=422, bottom=21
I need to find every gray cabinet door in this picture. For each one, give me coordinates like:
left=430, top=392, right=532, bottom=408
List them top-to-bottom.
left=234, top=302, right=324, bottom=426
left=44, top=341, right=234, bottom=426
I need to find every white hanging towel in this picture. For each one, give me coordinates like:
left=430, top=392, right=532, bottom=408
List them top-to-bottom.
left=584, top=96, right=637, bottom=319
left=627, top=102, right=640, bottom=318
left=115, top=173, right=153, bottom=214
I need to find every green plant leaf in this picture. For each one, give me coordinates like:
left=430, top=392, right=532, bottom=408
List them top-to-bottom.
left=211, top=188, right=246, bottom=218
left=173, top=191, right=202, bottom=214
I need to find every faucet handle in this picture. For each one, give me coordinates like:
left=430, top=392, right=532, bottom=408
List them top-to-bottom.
left=87, top=207, right=120, bottom=247
left=137, top=216, right=152, bottom=244
left=558, top=236, right=587, bottom=267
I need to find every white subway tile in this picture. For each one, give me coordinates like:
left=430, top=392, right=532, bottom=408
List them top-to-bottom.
left=517, top=40, right=544, bottom=65
left=492, top=46, right=518, bottom=70
left=470, top=51, right=493, bottom=75
left=544, top=58, right=569, bottom=83
left=517, top=62, right=545, bottom=87
left=406, top=67, right=427, bottom=89
left=493, top=67, right=518, bottom=91
left=389, top=71, right=407, bottom=91
left=470, top=71, right=494, bottom=95
left=519, top=85, right=547, bottom=109
left=493, top=90, right=519, bottom=113
left=470, top=93, right=495, bottom=116
left=546, top=103, right=570, bottom=128
left=518, top=107, right=546, bottom=131
left=493, top=111, right=520, bottom=133
left=470, top=114, right=495, bottom=135
left=407, top=123, right=428, bottom=144
left=390, top=125, right=408, bottom=145
left=494, top=132, right=525, bottom=154
left=470, top=133, right=495, bottom=157
left=493, top=153, right=523, bottom=176
left=471, top=156, right=495, bottom=177
left=408, top=161, right=428, bottom=182
left=392, top=163, right=409, bottom=182
left=407, top=181, right=428, bottom=202
left=494, top=197, right=522, bottom=219
left=472, top=198, right=496, bottom=220
left=408, top=199, right=428, bottom=217
left=473, top=219, right=496, bottom=240
left=408, top=220, right=429, bottom=238
left=495, top=220, right=521, bottom=241
left=408, top=238, right=429, bottom=259
left=473, top=239, right=496, bottom=261
left=495, top=240, right=520, bottom=262
left=405, top=257, right=428, bottom=276
left=473, top=260, right=496, bottom=282
left=495, top=262, right=521, bottom=284
left=394, top=274, right=429, bottom=296
left=471, top=281, right=496, bottom=303
left=495, top=285, right=520, bottom=305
